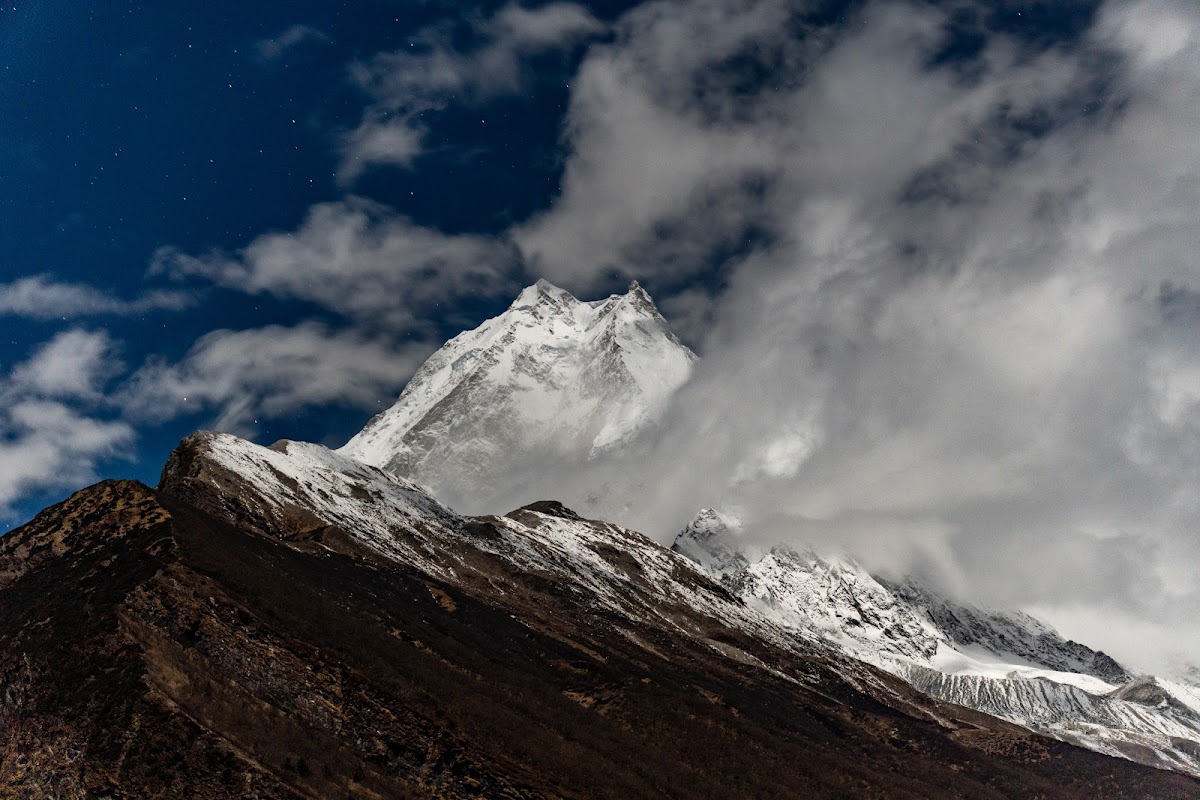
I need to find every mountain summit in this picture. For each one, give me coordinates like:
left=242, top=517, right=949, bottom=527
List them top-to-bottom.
left=339, top=279, right=695, bottom=511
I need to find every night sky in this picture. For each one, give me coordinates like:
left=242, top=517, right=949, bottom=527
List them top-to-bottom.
left=0, top=0, right=638, bottom=520
left=3, top=0, right=1200, bottom=668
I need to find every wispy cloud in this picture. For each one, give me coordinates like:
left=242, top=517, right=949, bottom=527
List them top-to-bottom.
left=339, top=1, right=605, bottom=181
left=254, top=23, right=330, bottom=63
left=153, top=197, right=520, bottom=329
left=0, top=275, right=192, bottom=319
left=119, top=321, right=433, bottom=436
left=9, top=328, right=123, bottom=401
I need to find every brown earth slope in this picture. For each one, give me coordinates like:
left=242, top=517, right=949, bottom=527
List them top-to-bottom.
left=0, top=475, right=1198, bottom=799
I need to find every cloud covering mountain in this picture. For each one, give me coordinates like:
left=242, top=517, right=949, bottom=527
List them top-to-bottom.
left=507, top=0, right=1200, bottom=672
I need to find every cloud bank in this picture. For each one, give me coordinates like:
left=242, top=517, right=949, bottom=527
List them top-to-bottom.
left=495, top=0, right=1200, bottom=672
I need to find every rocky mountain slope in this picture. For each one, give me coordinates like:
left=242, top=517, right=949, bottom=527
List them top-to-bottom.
left=334, top=278, right=1200, bottom=783
left=339, top=279, right=695, bottom=513
left=4, top=280, right=1200, bottom=796
left=3, top=432, right=1199, bottom=797
left=672, top=509, right=1200, bottom=777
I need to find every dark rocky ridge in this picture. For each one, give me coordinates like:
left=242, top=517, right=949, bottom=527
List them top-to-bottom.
left=0, top=443, right=1198, bottom=797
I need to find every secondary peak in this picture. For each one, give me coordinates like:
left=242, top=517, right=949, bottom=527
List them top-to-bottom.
left=511, top=278, right=577, bottom=310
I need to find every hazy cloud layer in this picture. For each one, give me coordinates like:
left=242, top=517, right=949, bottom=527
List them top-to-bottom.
left=496, top=0, right=1200, bottom=671
left=339, top=1, right=605, bottom=180
left=0, top=275, right=192, bottom=318
left=0, top=330, right=133, bottom=514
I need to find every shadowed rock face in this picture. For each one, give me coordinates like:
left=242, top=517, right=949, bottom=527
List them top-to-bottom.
left=1, top=447, right=1199, bottom=797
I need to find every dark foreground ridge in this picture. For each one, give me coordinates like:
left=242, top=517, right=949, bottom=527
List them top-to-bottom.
left=0, top=451, right=1198, bottom=797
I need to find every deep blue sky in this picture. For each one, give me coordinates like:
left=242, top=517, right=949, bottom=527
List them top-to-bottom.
left=0, top=0, right=1103, bottom=525
left=0, top=0, right=643, bottom=522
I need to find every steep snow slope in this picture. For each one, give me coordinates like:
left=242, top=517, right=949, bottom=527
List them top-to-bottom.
left=339, top=279, right=695, bottom=512
left=671, top=509, right=1200, bottom=777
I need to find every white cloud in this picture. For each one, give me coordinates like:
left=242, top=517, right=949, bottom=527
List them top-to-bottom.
left=475, top=0, right=1200, bottom=670
left=515, top=0, right=795, bottom=283
left=339, top=2, right=605, bottom=180
left=255, top=24, right=329, bottom=62
left=339, top=122, right=425, bottom=176
left=154, top=198, right=519, bottom=329
left=0, top=275, right=192, bottom=318
left=119, top=322, right=432, bottom=435
left=10, top=328, right=123, bottom=400
left=0, top=330, right=133, bottom=513
left=0, top=401, right=134, bottom=512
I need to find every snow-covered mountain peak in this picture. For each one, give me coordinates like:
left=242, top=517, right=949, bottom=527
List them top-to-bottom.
left=508, top=277, right=581, bottom=316
left=504, top=278, right=660, bottom=323
left=339, top=279, right=696, bottom=513
left=613, top=279, right=657, bottom=313
left=671, top=508, right=749, bottom=577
